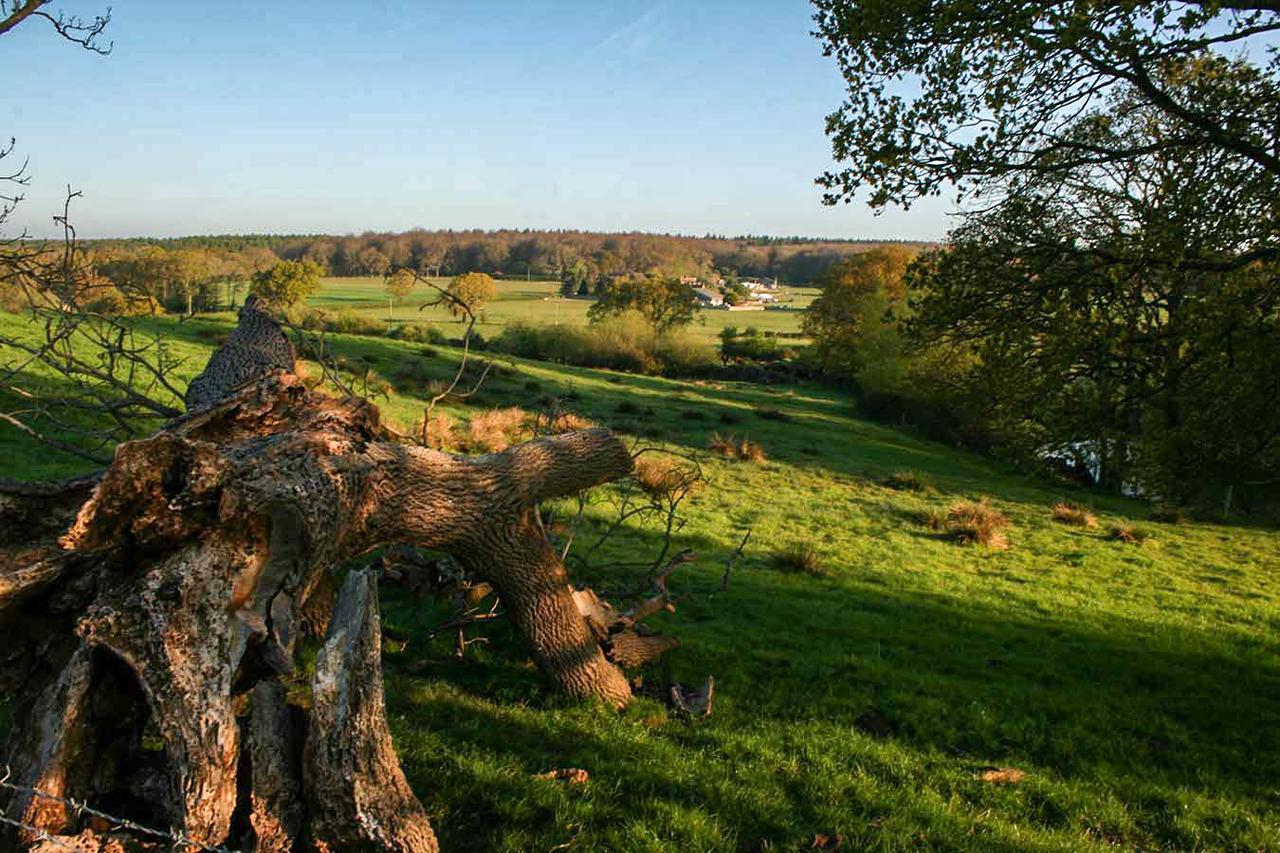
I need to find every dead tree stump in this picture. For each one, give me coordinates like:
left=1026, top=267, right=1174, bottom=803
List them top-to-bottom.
left=0, top=301, right=645, bottom=850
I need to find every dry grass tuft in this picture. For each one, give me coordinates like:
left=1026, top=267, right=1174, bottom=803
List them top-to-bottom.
left=467, top=406, right=531, bottom=452
left=546, top=411, right=596, bottom=433
left=419, top=412, right=458, bottom=450
left=709, top=432, right=766, bottom=463
left=632, top=455, right=685, bottom=499
left=884, top=470, right=932, bottom=492
left=945, top=499, right=1011, bottom=549
left=1051, top=502, right=1098, bottom=528
left=1109, top=524, right=1151, bottom=545
left=771, top=544, right=823, bottom=576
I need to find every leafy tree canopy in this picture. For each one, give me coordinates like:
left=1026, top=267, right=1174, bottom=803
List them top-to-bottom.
left=812, top=0, right=1280, bottom=210
left=803, top=245, right=916, bottom=378
left=249, top=259, right=323, bottom=309
left=384, top=268, right=416, bottom=302
left=446, top=271, right=498, bottom=317
left=587, top=274, right=699, bottom=332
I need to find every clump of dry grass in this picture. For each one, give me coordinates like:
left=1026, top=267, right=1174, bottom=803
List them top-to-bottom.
left=467, top=406, right=531, bottom=452
left=546, top=411, right=596, bottom=433
left=418, top=412, right=458, bottom=450
left=709, top=432, right=767, bottom=463
left=631, top=454, right=703, bottom=502
left=884, top=470, right=932, bottom=493
left=945, top=499, right=1011, bottom=549
left=1051, top=502, right=1098, bottom=528
left=1148, top=506, right=1188, bottom=525
left=1109, top=524, right=1151, bottom=545
left=771, top=544, right=823, bottom=576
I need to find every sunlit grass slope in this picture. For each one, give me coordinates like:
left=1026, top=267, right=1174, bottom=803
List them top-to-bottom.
left=1, top=311, right=1277, bottom=851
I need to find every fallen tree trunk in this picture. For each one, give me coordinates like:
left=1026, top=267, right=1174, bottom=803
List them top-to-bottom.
left=0, top=300, right=650, bottom=850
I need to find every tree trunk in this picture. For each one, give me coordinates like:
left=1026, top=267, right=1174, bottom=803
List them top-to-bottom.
left=0, top=300, right=640, bottom=850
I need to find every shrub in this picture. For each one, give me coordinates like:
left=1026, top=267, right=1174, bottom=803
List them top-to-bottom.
left=305, top=308, right=385, bottom=337
left=490, top=315, right=716, bottom=377
left=388, top=323, right=447, bottom=344
left=615, top=400, right=640, bottom=415
left=467, top=407, right=530, bottom=452
left=680, top=408, right=707, bottom=421
left=717, top=410, right=742, bottom=425
left=709, top=433, right=767, bottom=463
left=884, top=470, right=932, bottom=492
left=945, top=499, right=1010, bottom=549
left=1051, top=502, right=1098, bottom=528
left=1109, top=524, right=1151, bottom=544
left=771, top=544, right=823, bottom=576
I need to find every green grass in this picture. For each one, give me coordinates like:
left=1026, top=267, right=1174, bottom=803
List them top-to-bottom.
left=309, top=275, right=818, bottom=345
left=2, top=311, right=1278, bottom=851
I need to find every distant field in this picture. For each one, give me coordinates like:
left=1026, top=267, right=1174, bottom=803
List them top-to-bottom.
left=308, top=276, right=818, bottom=343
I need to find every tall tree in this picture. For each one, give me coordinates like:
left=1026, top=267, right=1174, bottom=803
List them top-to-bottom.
left=812, top=0, right=1280, bottom=216
left=906, top=69, right=1280, bottom=499
left=803, top=245, right=915, bottom=383
left=249, top=259, right=323, bottom=310
left=383, top=267, right=415, bottom=317
left=445, top=271, right=498, bottom=317
left=587, top=274, right=699, bottom=332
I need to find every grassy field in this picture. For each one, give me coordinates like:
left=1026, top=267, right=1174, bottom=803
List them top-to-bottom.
left=310, top=276, right=819, bottom=344
left=1, top=310, right=1278, bottom=851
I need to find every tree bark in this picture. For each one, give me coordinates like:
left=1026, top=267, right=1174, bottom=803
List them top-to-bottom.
left=1, top=301, right=641, bottom=850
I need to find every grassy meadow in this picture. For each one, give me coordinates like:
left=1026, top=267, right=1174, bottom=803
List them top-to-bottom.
left=311, top=276, right=819, bottom=344
left=1, top=308, right=1278, bottom=851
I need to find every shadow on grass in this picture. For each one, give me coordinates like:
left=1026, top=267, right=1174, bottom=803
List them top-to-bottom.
left=379, top=521, right=1279, bottom=850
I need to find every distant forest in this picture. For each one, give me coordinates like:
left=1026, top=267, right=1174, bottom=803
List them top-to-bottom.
left=84, top=230, right=930, bottom=283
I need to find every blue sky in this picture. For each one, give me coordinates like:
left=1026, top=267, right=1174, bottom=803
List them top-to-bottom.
left=2, top=1, right=954, bottom=239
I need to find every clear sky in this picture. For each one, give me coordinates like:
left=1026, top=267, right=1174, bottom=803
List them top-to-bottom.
left=2, top=1, right=955, bottom=240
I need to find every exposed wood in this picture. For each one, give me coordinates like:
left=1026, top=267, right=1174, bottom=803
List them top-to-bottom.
left=1, top=300, right=644, bottom=848
left=306, top=569, right=437, bottom=852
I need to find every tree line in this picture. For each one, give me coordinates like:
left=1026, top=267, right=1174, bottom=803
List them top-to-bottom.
left=806, top=0, right=1280, bottom=517
left=87, top=230, right=924, bottom=284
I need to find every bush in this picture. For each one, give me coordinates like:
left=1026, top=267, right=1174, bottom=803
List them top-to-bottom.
left=490, top=314, right=716, bottom=377
left=388, top=323, right=447, bottom=344
left=945, top=499, right=1010, bottom=549
left=1051, top=502, right=1098, bottom=528
left=771, top=544, right=823, bottom=576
